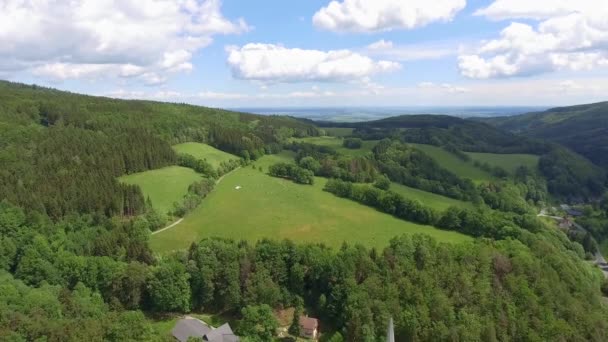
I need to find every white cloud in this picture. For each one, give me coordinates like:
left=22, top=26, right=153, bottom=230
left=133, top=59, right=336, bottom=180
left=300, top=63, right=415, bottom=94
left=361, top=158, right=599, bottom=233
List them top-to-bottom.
left=0, top=0, right=249, bottom=84
left=313, top=0, right=466, bottom=33
left=474, top=0, right=598, bottom=20
left=461, top=1, right=608, bottom=78
left=366, top=40, right=456, bottom=61
left=367, top=40, right=394, bottom=50
left=226, top=43, right=400, bottom=83
left=417, top=82, right=470, bottom=93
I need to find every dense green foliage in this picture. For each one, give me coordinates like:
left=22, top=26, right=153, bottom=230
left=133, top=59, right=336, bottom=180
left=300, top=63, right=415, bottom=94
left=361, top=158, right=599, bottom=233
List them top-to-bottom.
left=0, top=81, right=318, bottom=220
left=2, top=81, right=608, bottom=341
left=483, top=101, right=608, bottom=168
left=320, top=113, right=605, bottom=199
left=342, top=137, right=363, bottom=149
left=374, top=139, right=480, bottom=202
left=290, top=142, right=379, bottom=183
left=539, top=147, right=606, bottom=200
left=268, top=162, right=315, bottom=185
left=172, top=178, right=216, bottom=217
left=323, top=179, right=544, bottom=241
left=179, top=235, right=602, bottom=341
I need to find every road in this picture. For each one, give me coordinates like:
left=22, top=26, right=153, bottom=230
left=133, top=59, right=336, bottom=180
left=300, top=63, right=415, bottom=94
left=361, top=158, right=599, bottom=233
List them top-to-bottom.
left=151, top=166, right=241, bottom=236
left=539, top=210, right=608, bottom=277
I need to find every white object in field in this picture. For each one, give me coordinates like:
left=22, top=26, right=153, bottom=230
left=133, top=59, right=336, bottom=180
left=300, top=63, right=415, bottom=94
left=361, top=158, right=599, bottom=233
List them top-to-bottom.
left=235, top=186, right=242, bottom=190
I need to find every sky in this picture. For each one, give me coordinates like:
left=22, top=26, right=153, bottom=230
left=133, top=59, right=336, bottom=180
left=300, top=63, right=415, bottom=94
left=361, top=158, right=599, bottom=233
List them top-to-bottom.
left=1, top=0, right=608, bottom=108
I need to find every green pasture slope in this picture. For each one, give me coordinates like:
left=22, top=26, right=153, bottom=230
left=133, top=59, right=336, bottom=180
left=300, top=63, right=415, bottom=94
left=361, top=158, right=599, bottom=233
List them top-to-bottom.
left=323, top=127, right=354, bottom=137
left=292, top=136, right=379, bottom=157
left=173, top=142, right=238, bottom=168
left=409, top=143, right=493, bottom=182
left=410, top=144, right=541, bottom=181
left=150, top=152, right=471, bottom=253
left=465, top=152, right=540, bottom=174
left=119, top=166, right=201, bottom=215
left=390, top=183, right=474, bottom=211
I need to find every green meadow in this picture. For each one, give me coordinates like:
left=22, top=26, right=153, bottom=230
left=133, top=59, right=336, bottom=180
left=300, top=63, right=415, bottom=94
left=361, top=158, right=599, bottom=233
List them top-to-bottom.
left=323, top=127, right=354, bottom=137
left=292, top=136, right=379, bottom=157
left=173, top=142, right=238, bottom=168
left=409, top=143, right=494, bottom=182
left=150, top=152, right=471, bottom=253
left=465, top=152, right=540, bottom=174
left=119, top=166, right=201, bottom=215
left=389, top=183, right=474, bottom=211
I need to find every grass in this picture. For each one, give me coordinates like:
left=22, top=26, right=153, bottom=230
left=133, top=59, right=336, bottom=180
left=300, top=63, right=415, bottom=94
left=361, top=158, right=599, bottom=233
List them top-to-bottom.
left=323, top=127, right=354, bottom=137
left=292, top=136, right=379, bottom=157
left=173, top=142, right=238, bottom=168
left=409, top=143, right=493, bottom=182
left=150, top=152, right=471, bottom=253
left=465, top=152, right=540, bottom=174
left=119, top=166, right=201, bottom=215
left=390, top=183, right=474, bottom=211
left=600, top=239, right=608, bottom=259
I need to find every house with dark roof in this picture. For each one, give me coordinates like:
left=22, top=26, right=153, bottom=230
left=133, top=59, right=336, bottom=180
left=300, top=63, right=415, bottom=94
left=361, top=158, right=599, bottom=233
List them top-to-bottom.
left=299, top=316, right=319, bottom=339
left=172, top=317, right=239, bottom=342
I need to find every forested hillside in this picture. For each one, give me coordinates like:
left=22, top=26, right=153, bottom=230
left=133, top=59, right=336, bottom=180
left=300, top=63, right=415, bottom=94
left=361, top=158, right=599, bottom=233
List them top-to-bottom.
left=0, top=81, right=318, bottom=219
left=2, top=81, right=608, bottom=341
left=482, top=102, right=608, bottom=168
left=318, top=114, right=606, bottom=200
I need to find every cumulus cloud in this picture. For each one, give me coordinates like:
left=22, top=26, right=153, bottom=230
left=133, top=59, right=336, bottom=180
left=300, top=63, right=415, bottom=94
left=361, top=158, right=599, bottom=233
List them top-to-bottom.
left=0, top=0, right=249, bottom=84
left=313, top=0, right=466, bottom=33
left=460, top=1, right=608, bottom=78
left=366, top=40, right=456, bottom=61
left=367, top=40, right=394, bottom=50
left=226, top=43, right=400, bottom=83
left=418, top=82, right=470, bottom=93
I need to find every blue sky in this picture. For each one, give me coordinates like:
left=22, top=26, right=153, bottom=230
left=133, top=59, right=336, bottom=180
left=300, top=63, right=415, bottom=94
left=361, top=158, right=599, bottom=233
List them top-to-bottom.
left=2, top=0, right=607, bottom=107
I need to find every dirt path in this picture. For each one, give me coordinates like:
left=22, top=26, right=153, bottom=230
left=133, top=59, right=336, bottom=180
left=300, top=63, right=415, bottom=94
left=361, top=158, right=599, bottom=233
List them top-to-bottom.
left=151, top=167, right=241, bottom=236
left=151, top=218, right=183, bottom=235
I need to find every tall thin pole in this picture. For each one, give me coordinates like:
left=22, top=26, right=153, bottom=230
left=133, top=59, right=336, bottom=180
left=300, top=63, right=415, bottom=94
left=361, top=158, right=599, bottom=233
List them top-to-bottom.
left=387, top=317, right=395, bottom=342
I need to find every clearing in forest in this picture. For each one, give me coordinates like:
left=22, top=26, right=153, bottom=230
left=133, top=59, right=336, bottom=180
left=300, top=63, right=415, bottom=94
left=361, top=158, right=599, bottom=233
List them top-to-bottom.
left=291, top=136, right=379, bottom=157
left=173, top=142, right=239, bottom=168
left=150, top=152, right=471, bottom=253
left=465, top=152, right=539, bottom=174
left=119, top=166, right=201, bottom=215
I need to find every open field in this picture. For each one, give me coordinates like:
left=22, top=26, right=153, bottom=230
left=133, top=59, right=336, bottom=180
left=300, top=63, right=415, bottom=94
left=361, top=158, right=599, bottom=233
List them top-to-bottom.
left=323, top=127, right=354, bottom=137
left=292, top=136, right=379, bottom=157
left=173, top=142, right=238, bottom=168
left=409, top=143, right=493, bottom=182
left=150, top=152, right=471, bottom=253
left=465, top=152, right=540, bottom=174
left=119, top=166, right=201, bottom=215
left=390, top=183, right=474, bottom=211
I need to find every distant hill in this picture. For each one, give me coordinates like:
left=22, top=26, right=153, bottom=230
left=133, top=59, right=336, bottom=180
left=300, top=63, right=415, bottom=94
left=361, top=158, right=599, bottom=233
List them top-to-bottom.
left=482, top=102, right=608, bottom=167
left=318, top=113, right=606, bottom=200
left=316, top=114, right=550, bottom=154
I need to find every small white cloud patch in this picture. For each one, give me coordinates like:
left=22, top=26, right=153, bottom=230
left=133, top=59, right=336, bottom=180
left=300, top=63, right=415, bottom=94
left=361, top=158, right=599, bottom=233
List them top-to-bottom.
left=313, top=0, right=466, bottom=33
left=226, top=43, right=400, bottom=83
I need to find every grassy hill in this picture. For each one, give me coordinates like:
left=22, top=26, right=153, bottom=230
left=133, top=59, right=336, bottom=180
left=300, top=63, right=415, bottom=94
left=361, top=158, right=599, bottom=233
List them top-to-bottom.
left=482, top=102, right=608, bottom=167
left=291, top=136, right=378, bottom=156
left=173, top=142, right=238, bottom=168
left=409, top=143, right=493, bottom=182
left=465, top=152, right=539, bottom=174
left=150, top=153, right=471, bottom=253
left=119, top=166, right=201, bottom=215
left=389, top=183, right=474, bottom=211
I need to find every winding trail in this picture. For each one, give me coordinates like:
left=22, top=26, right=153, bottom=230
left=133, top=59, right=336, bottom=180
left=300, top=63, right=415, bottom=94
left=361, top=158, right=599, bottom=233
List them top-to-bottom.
left=151, top=167, right=241, bottom=236
left=152, top=218, right=183, bottom=235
